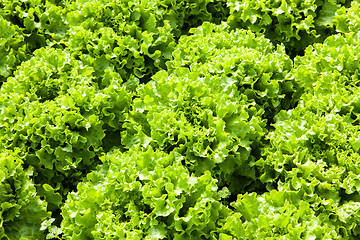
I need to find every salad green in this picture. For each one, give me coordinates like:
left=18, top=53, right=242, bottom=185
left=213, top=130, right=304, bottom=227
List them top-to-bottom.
left=1, top=0, right=360, bottom=239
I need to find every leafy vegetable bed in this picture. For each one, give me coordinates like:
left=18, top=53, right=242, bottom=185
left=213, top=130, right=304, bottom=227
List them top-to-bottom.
left=1, top=0, right=360, bottom=239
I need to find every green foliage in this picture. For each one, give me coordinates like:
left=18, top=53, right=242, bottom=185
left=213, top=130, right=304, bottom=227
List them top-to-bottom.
left=0, top=0, right=66, bottom=85
left=1, top=0, right=360, bottom=239
left=61, top=0, right=229, bottom=84
left=226, top=0, right=351, bottom=56
left=334, top=0, right=360, bottom=33
left=0, top=15, right=24, bottom=85
left=122, top=23, right=301, bottom=196
left=169, top=23, right=298, bottom=120
left=257, top=31, right=360, bottom=238
left=0, top=47, right=132, bottom=227
left=123, top=69, right=263, bottom=193
left=61, top=148, right=231, bottom=239
left=0, top=150, right=50, bottom=240
left=223, top=191, right=342, bottom=239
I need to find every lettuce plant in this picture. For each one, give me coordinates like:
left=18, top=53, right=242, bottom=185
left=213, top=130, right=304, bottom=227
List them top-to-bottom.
left=0, top=0, right=66, bottom=85
left=60, top=0, right=229, bottom=85
left=226, top=0, right=351, bottom=56
left=0, top=16, right=24, bottom=85
left=120, top=23, right=309, bottom=217
left=168, top=23, right=299, bottom=121
left=257, top=31, right=360, bottom=238
left=0, top=46, right=132, bottom=226
left=123, top=68, right=265, bottom=193
left=61, top=148, right=231, bottom=239
left=0, top=150, right=50, bottom=239
left=221, top=190, right=342, bottom=239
